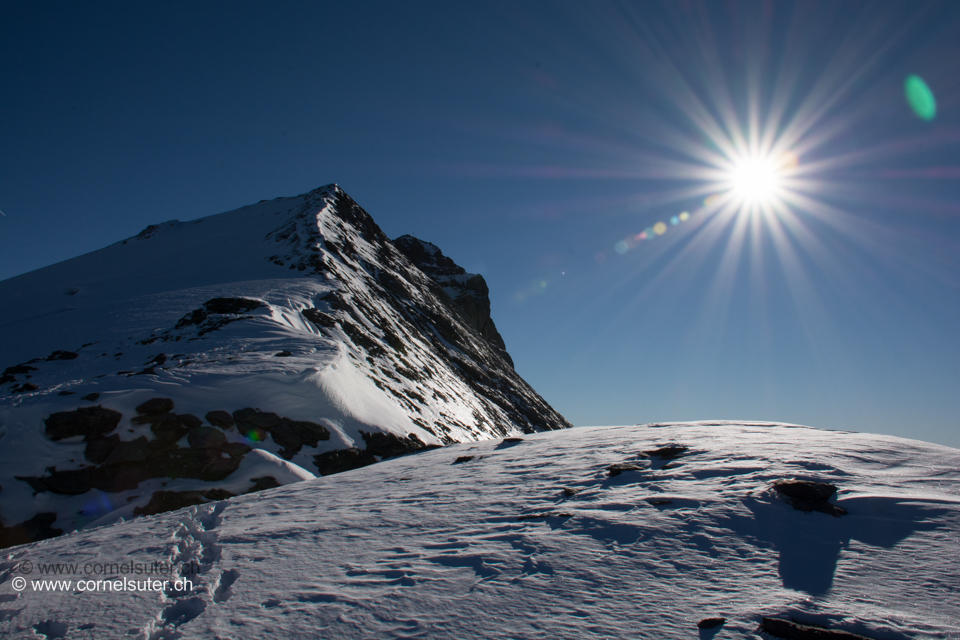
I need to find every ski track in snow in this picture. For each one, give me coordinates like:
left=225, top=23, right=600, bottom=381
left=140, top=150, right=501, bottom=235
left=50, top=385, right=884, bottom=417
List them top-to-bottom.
left=2, top=422, right=959, bottom=639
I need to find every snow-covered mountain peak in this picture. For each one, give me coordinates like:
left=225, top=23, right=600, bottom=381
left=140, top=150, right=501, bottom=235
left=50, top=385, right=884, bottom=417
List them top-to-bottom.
left=0, top=185, right=570, bottom=549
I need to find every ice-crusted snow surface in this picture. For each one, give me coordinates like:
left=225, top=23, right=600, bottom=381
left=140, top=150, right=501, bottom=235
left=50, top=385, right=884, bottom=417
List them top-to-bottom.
left=0, top=184, right=570, bottom=539
left=2, top=422, right=958, bottom=639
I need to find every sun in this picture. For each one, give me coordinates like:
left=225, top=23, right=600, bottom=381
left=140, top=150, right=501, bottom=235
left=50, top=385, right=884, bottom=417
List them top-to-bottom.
left=727, top=153, right=785, bottom=207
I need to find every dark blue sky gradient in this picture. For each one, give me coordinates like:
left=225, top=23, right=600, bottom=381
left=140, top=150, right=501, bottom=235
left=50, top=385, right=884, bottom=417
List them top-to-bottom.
left=2, top=1, right=959, bottom=446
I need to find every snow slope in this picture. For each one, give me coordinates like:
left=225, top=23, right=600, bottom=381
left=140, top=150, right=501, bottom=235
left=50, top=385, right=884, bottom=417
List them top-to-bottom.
left=0, top=185, right=570, bottom=545
left=2, top=422, right=958, bottom=639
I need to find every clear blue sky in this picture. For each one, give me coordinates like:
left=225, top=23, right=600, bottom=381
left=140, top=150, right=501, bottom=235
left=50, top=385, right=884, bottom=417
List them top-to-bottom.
left=2, top=1, right=959, bottom=447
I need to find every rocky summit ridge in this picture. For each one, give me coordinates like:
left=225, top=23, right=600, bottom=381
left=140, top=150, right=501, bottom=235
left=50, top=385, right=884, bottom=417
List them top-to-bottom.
left=0, top=184, right=571, bottom=548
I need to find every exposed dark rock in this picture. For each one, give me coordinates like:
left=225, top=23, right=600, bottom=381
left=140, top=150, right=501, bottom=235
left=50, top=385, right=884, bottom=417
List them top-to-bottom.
left=393, top=234, right=514, bottom=367
left=377, top=271, right=409, bottom=298
left=175, top=297, right=263, bottom=333
left=204, top=297, right=263, bottom=315
left=301, top=308, right=337, bottom=328
left=45, top=350, right=79, bottom=361
left=274, top=350, right=293, bottom=357
left=145, top=353, right=167, bottom=366
left=2, top=364, right=37, bottom=380
left=132, top=366, right=158, bottom=376
left=12, top=383, right=39, bottom=393
left=57, top=390, right=75, bottom=396
left=81, top=392, right=99, bottom=402
left=136, top=397, right=174, bottom=415
left=45, top=406, right=122, bottom=441
left=233, top=407, right=279, bottom=430
left=233, top=408, right=330, bottom=459
left=206, top=410, right=235, bottom=429
left=135, top=413, right=189, bottom=442
left=179, top=414, right=202, bottom=429
left=188, top=427, right=227, bottom=450
left=360, top=431, right=427, bottom=458
left=85, top=434, right=120, bottom=464
left=103, top=437, right=151, bottom=465
left=501, top=437, right=523, bottom=445
left=148, top=438, right=178, bottom=455
left=223, top=442, right=252, bottom=458
left=641, top=445, right=688, bottom=460
left=165, top=448, right=241, bottom=481
left=313, top=448, right=377, bottom=476
left=453, top=456, right=474, bottom=464
left=607, top=463, right=644, bottom=477
left=30, top=468, right=92, bottom=495
left=248, top=476, right=280, bottom=492
left=774, top=480, right=847, bottom=517
left=562, top=487, right=582, bottom=497
left=133, top=488, right=237, bottom=517
left=647, top=499, right=673, bottom=506
left=517, top=511, right=573, bottom=521
left=0, top=512, right=62, bottom=549
left=760, top=617, right=875, bottom=640
left=697, top=618, right=726, bottom=630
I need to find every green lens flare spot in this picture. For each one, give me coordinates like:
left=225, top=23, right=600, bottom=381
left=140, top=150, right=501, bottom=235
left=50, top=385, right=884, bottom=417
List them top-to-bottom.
left=905, top=75, right=936, bottom=121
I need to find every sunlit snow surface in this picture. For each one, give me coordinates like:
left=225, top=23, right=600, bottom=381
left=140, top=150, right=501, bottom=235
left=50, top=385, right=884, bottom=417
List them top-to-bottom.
left=3, top=422, right=959, bottom=639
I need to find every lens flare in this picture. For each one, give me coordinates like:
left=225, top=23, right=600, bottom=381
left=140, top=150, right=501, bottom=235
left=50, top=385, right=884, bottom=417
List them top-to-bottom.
left=905, top=75, right=936, bottom=121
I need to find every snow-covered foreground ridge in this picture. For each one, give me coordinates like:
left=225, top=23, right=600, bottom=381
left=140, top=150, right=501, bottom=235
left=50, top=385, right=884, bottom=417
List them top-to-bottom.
left=0, top=185, right=570, bottom=548
left=3, top=422, right=958, bottom=640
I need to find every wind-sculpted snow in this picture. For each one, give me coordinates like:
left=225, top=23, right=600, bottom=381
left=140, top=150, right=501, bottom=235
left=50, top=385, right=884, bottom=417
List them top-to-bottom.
left=0, top=185, right=571, bottom=547
left=1, top=423, right=958, bottom=638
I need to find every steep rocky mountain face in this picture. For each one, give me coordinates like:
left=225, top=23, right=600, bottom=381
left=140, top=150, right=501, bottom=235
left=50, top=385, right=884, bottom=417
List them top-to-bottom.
left=0, top=184, right=571, bottom=549
left=393, top=235, right=513, bottom=367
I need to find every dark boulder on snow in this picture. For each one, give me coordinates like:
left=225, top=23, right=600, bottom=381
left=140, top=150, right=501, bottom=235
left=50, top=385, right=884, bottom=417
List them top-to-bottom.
left=173, top=297, right=263, bottom=335
left=203, top=297, right=263, bottom=315
left=45, top=350, right=79, bottom=361
left=81, top=392, right=100, bottom=402
left=136, top=397, right=174, bottom=415
left=45, top=406, right=122, bottom=441
left=233, top=408, right=330, bottom=459
left=206, top=410, right=236, bottom=429
left=133, top=412, right=189, bottom=442
left=179, top=413, right=202, bottom=429
left=188, top=426, right=227, bottom=450
left=360, top=431, right=428, bottom=458
left=85, top=434, right=120, bottom=464
left=103, top=437, right=151, bottom=465
left=223, top=442, right=252, bottom=458
left=641, top=445, right=688, bottom=460
left=313, top=448, right=377, bottom=476
left=453, top=456, right=474, bottom=464
left=607, top=462, right=644, bottom=477
left=249, top=476, right=280, bottom=491
left=774, top=480, right=847, bottom=517
left=133, top=488, right=236, bottom=517
left=517, top=511, right=573, bottom=521
left=0, top=512, right=61, bottom=549
left=697, top=617, right=726, bottom=629
left=760, top=617, right=875, bottom=640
